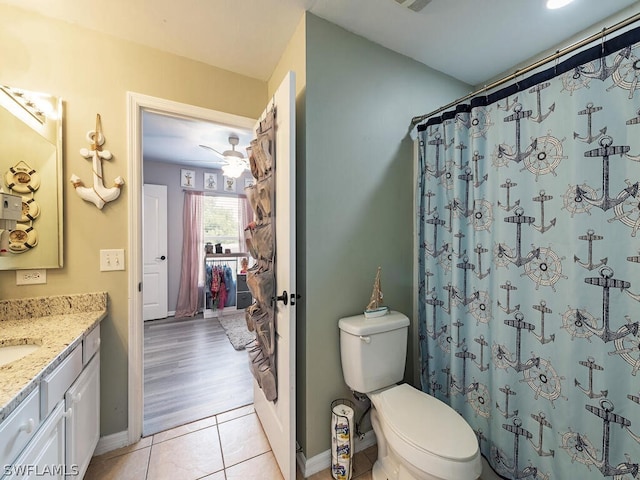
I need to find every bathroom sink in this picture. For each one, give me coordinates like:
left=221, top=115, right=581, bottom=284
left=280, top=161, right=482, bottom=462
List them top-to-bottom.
left=0, top=342, right=41, bottom=366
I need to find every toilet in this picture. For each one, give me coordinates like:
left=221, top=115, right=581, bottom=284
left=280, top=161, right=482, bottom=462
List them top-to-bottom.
left=338, top=311, right=481, bottom=480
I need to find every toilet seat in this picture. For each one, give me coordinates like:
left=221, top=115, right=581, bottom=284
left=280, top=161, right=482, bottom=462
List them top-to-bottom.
left=369, top=383, right=481, bottom=479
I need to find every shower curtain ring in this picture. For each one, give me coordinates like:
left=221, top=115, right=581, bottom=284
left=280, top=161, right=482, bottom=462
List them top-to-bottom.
left=601, top=27, right=606, bottom=57
left=554, top=50, right=560, bottom=76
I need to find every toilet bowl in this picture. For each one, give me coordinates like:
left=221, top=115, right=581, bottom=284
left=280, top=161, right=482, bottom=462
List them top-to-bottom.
left=338, top=312, right=481, bottom=480
left=368, top=383, right=481, bottom=480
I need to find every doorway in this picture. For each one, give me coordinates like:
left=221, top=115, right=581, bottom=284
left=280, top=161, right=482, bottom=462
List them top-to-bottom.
left=128, top=74, right=297, bottom=478
left=127, top=92, right=256, bottom=444
left=141, top=112, right=257, bottom=435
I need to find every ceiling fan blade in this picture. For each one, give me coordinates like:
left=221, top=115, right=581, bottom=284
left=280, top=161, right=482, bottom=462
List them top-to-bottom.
left=199, top=144, right=226, bottom=160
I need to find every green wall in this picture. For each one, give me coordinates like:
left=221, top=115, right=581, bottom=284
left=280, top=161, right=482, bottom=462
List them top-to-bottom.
left=299, top=14, right=471, bottom=458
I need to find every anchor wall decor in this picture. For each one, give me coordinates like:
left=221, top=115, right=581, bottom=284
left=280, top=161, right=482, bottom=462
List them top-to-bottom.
left=70, top=114, right=124, bottom=209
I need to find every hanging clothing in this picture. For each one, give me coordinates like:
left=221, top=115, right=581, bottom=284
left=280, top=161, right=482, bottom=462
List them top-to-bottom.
left=205, top=264, right=214, bottom=309
left=207, top=265, right=226, bottom=309
left=224, top=265, right=237, bottom=307
left=217, top=267, right=227, bottom=309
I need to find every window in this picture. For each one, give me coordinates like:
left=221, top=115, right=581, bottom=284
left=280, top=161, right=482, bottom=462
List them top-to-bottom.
left=202, top=195, right=246, bottom=253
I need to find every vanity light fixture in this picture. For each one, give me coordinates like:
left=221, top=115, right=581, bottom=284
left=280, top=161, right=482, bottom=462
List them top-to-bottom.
left=546, top=0, right=575, bottom=9
left=0, top=86, right=47, bottom=124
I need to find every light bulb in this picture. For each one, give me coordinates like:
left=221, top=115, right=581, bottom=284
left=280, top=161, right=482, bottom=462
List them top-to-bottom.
left=546, top=0, right=575, bottom=9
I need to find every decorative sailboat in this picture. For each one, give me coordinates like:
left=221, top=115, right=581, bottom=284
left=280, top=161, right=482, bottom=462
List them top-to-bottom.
left=364, top=267, right=389, bottom=318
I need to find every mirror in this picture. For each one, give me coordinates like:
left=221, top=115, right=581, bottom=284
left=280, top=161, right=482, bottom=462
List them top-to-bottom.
left=0, top=84, right=63, bottom=270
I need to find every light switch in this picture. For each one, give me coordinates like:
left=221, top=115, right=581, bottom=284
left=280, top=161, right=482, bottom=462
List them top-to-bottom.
left=100, top=249, right=125, bottom=271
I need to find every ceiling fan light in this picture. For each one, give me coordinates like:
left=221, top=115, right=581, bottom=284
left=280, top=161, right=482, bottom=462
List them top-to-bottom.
left=546, top=0, right=574, bottom=9
left=222, top=162, right=246, bottom=178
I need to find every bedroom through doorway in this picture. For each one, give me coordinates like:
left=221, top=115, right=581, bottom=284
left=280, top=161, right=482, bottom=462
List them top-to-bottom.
left=141, top=111, right=256, bottom=436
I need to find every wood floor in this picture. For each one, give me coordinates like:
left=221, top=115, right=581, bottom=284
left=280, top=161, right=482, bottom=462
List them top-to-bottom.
left=143, top=313, right=254, bottom=436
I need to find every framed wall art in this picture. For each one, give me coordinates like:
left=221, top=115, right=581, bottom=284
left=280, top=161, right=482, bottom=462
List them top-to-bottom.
left=180, top=169, right=196, bottom=188
left=204, top=172, right=218, bottom=190
left=223, top=175, right=236, bottom=192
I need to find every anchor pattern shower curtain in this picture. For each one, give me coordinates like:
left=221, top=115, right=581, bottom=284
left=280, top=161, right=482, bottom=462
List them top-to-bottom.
left=417, top=26, right=640, bottom=479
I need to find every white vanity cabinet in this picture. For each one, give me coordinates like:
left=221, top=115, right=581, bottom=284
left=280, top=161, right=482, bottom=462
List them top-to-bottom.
left=1, top=324, right=100, bottom=480
left=64, top=354, right=99, bottom=479
left=0, top=389, right=40, bottom=475
left=4, top=402, right=66, bottom=479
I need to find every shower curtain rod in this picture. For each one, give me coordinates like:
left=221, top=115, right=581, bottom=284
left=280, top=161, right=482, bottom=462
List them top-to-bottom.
left=410, top=11, right=640, bottom=127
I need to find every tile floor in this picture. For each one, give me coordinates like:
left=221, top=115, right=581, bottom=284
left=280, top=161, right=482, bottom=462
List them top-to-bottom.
left=85, top=403, right=377, bottom=480
left=302, top=448, right=375, bottom=480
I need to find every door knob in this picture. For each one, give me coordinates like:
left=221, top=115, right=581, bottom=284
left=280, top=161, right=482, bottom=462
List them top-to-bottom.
left=156, top=255, right=166, bottom=261
left=273, top=290, right=288, bottom=306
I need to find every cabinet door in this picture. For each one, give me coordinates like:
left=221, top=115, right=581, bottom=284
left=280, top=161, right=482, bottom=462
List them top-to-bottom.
left=65, top=354, right=100, bottom=479
left=0, top=389, right=40, bottom=469
left=4, top=401, right=66, bottom=479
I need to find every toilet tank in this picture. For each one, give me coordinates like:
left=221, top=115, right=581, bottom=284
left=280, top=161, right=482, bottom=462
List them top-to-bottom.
left=338, top=311, right=410, bottom=393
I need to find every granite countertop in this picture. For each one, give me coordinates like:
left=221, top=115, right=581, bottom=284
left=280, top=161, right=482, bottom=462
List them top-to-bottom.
left=0, top=292, right=108, bottom=422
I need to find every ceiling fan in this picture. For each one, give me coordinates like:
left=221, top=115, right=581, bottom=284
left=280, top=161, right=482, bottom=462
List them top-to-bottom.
left=199, top=134, right=249, bottom=178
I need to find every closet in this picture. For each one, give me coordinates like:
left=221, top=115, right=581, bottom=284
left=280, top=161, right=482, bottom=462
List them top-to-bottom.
left=203, top=252, right=251, bottom=317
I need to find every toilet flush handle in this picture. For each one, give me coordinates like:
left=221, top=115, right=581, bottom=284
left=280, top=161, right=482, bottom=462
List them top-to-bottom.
left=359, top=335, right=371, bottom=344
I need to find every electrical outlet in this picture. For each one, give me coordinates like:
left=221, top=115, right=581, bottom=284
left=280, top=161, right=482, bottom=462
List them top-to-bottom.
left=100, top=249, right=125, bottom=271
left=16, top=269, right=47, bottom=285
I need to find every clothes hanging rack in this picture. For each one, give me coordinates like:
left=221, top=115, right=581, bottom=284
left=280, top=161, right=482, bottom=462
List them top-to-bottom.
left=410, top=11, right=640, bottom=127
left=205, top=252, right=250, bottom=259
left=203, top=253, right=250, bottom=317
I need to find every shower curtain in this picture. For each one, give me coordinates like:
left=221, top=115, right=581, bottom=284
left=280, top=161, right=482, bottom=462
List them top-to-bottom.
left=417, top=25, right=640, bottom=479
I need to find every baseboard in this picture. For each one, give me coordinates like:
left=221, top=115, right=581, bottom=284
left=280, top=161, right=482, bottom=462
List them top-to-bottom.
left=93, top=430, right=130, bottom=456
left=296, top=430, right=377, bottom=478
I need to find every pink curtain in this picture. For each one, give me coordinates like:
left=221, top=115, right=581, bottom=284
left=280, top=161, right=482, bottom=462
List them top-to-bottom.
left=175, top=191, right=204, bottom=318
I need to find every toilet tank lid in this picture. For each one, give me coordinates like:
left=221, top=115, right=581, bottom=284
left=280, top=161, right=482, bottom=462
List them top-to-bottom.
left=338, top=311, right=409, bottom=336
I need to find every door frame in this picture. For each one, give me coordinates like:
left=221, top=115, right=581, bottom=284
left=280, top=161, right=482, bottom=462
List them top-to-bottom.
left=126, top=92, right=256, bottom=443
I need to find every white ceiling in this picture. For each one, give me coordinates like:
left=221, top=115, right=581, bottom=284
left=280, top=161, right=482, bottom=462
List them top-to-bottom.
left=4, top=0, right=639, bottom=167
left=5, top=0, right=638, bottom=85
left=141, top=111, right=255, bottom=169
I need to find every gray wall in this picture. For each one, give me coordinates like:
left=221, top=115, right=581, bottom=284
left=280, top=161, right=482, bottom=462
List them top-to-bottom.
left=298, top=14, right=472, bottom=458
left=143, top=160, right=253, bottom=314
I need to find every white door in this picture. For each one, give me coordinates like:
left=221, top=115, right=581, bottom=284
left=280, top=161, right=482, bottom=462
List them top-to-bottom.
left=253, top=72, right=296, bottom=480
left=143, top=184, right=168, bottom=320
